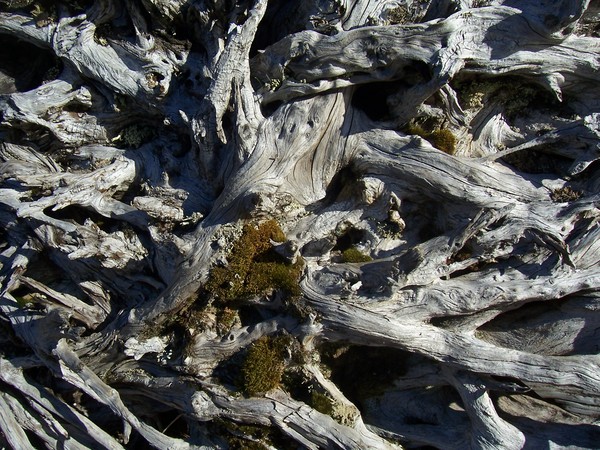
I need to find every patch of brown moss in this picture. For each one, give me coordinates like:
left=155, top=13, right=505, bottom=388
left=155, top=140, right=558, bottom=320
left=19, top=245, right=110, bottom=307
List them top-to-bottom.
left=387, top=5, right=410, bottom=24
left=406, top=123, right=457, bottom=155
left=428, top=129, right=456, bottom=155
left=550, top=186, right=582, bottom=203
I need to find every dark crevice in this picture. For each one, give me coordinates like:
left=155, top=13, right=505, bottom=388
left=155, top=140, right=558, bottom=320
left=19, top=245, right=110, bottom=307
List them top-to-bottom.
left=249, top=2, right=311, bottom=57
left=0, top=34, right=60, bottom=94
left=351, top=81, right=402, bottom=121
left=259, top=100, right=283, bottom=118
left=0, top=122, right=55, bottom=149
left=502, top=149, right=575, bottom=176
left=320, top=164, right=362, bottom=207
left=43, top=204, right=123, bottom=232
left=332, top=227, right=368, bottom=252
left=430, top=311, right=483, bottom=330
left=319, top=344, right=412, bottom=409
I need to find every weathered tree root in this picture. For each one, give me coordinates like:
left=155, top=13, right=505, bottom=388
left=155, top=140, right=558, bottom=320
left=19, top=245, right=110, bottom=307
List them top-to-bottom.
left=1, top=0, right=600, bottom=448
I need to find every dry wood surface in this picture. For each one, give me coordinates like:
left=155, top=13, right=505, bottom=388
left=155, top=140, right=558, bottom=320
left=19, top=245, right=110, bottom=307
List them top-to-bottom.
left=1, top=0, right=600, bottom=448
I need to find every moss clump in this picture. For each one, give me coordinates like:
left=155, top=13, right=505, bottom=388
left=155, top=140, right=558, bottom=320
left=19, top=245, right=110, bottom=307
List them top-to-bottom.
left=387, top=5, right=409, bottom=24
left=456, top=78, right=544, bottom=120
left=457, top=80, right=500, bottom=110
left=405, top=123, right=427, bottom=138
left=406, top=123, right=456, bottom=155
left=113, top=124, right=155, bottom=148
left=428, top=129, right=456, bottom=155
left=550, top=186, right=582, bottom=202
left=377, top=218, right=404, bottom=239
left=205, top=220, right=303, bottom=302
left=341, top=247, right=372, bottom=263
left=215, top=307, right=238, bottom=335
left=241, top=336, right=286, bottom=396
left=311, top=391, right=335, bottom=416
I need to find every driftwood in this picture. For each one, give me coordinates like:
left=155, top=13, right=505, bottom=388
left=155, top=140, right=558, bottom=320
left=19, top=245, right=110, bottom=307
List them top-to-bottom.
left=1, top=0, right=600, bottom=448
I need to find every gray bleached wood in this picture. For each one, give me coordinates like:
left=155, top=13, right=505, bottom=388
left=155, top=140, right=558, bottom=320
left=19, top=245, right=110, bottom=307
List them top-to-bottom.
left=1, top=0, right=600, bottom=448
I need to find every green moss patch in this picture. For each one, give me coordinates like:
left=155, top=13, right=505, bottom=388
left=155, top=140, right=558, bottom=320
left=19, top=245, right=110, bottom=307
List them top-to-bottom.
left=406, top=124, right=456, bottom=155
left=205, top=220, right=303, bottom=302
left=341, top=247, right=372, bottom=263
left=241, top=336, right=286, bottom=396
left=310, top=390, right=335, bottom=416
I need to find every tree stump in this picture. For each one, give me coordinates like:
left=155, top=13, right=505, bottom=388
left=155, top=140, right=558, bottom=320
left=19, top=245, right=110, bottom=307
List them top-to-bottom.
left=1, top=0, right=600, bottom=448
